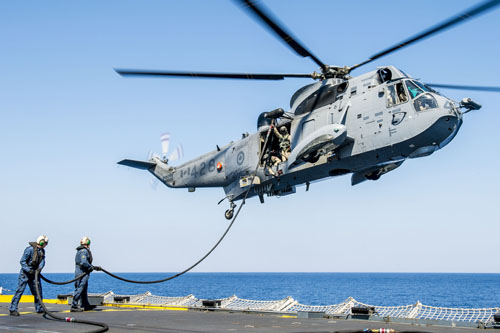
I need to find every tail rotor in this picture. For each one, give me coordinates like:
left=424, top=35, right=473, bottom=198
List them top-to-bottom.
left=150, top=132, right=184, bottom=190
left=160, top=132, right=184, bottom=164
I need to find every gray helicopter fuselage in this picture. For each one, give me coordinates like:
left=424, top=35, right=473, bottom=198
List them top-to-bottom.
left=149, top=66, right=462, bottom=202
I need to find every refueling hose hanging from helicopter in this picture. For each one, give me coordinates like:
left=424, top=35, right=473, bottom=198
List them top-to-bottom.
left=33, top=119, right=278, bottom=332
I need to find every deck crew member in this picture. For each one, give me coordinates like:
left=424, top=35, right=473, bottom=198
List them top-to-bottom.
left=9, top=235, right=49, bottom=316
left=71, top=236, right=100, bottom=312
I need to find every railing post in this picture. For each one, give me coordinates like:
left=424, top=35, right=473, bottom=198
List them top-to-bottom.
left=406, top=301, right=422, bottom=319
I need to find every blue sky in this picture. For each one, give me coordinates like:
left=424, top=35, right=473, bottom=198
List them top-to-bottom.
left=1, top=0, right=500, bottom=273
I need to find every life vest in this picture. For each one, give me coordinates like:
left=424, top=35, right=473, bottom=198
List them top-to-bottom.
left=279, top=134, right=291, bottom=150
left=76, top=245, right=93, bottom=265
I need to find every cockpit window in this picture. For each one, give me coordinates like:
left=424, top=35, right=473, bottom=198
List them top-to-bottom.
left=405, top=80, right=424, bottom=99
left=386, top=82, right=408, bottom=107
left=413, top=93, right=438, bottom=112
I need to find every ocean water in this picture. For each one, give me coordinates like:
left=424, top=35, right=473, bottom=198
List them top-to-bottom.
left=1, top=273, right=499, bottom=308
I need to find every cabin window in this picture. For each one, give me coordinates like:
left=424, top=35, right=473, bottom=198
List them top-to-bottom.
left=386, top=82, right=408, bottom=108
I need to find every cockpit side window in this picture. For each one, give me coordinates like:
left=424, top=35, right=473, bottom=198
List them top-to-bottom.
left=386, top=82, right=408, bottom=107
left=396, top=83, right=408, bottom=103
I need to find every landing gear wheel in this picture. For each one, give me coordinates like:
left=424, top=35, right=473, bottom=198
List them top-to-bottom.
left=225, top=209, right=234, bottom=220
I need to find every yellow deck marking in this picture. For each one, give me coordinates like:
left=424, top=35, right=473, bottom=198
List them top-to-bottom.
left=0, top=295, right=65, bottom=304
left=1, top=297, right=188, bottom=312
left=43, top=299, right=67, bottom=304
left=280, top=315, right=297, bottom=318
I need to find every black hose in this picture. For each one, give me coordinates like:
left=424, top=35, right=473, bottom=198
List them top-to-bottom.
left=98, top=208, right=238, bottom=284
left=34, top=270, right=109, bottom=333
left=39, top=272, right=87, bottom=285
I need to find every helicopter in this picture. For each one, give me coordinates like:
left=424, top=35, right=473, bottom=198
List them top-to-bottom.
left=117, top=0, right=500, bottom=220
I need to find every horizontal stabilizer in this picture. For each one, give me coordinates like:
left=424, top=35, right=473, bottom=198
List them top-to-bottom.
left=118, top=159, right=156, bottom=170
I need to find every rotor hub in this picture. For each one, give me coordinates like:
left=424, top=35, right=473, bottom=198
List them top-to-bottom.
left=319, top=66, right=351, bottom=80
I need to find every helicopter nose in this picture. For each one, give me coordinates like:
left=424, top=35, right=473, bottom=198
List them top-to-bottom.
left=431, top=113, right=462, bottom=149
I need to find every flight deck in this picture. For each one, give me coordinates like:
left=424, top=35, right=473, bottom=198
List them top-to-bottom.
left=1, top=292, right=499, bottom=333
left=0, top=302, right=488, bottom=332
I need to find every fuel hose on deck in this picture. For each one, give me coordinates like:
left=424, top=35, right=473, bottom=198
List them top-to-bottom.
left=34, top=270, right=109, bottom=333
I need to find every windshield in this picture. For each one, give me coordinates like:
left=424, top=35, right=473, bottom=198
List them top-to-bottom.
left=406, top=79, right=440, bottom=99
left=404, top=80, right=440, bottom=111
left=405, top=80, right=424, bottom=99
left=413, top=93, right=439, bottom=112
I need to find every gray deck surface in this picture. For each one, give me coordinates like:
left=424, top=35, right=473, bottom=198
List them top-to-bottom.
left=0, top=302, right=483, bottom=332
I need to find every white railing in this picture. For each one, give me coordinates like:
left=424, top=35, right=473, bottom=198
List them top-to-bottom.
left=92, top=291, right=500, bottom=327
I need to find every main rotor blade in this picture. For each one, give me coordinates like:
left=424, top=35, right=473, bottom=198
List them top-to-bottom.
left=235, top=0, right=327, bottom=71
left=350, top=0, right=500, bottom=71
left=115, top=69, right=314, bottom=80
left=427, top=83, right=500, bottom=92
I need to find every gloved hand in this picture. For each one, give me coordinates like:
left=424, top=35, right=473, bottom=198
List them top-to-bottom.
left=88, top=266, right=94, bottom=273
left=93, top=266, right=102, bottom=271
left=27, top=269, right=35, bottom=275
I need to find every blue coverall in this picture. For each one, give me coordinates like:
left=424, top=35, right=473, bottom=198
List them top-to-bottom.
left=9, top=243, right=45, bottom=312
left=72, top=245, right=93, bottom=308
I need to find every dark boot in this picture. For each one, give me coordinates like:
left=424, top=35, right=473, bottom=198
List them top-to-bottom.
left=70, top=306, right=83, bottom=312
left=10, top=310, right=20, bottom=316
